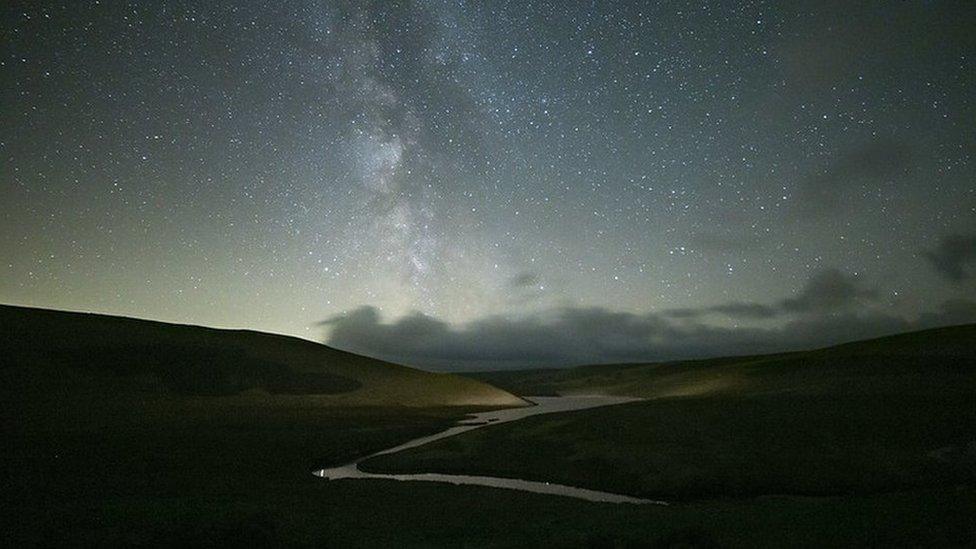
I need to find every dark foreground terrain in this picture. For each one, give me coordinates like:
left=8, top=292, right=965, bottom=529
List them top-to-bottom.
left=3, top=306, right=974, bottom=546
left=368, top=325, right=976, bottom=545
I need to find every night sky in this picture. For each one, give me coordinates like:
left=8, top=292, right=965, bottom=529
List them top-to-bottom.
left=3, top=1, right=975, bottom=369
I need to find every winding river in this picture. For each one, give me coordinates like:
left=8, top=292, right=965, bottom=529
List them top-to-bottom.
left=314, top=396, right=667, bottom=505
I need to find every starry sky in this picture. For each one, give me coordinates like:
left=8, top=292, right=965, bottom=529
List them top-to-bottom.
left=2, top=1, right=975, bottom=370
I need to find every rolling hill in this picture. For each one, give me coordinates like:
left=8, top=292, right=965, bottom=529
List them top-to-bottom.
left=0, top=304, right=526, bottom=408
left=0, top=304, right=529, bottom=545
left=3, top=307, right=973, bottom=545
left=367, top=323, right=976, bottom=517
left=469, top=323, right=976, bottom=398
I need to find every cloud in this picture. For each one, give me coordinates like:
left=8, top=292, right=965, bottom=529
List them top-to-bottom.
left=778, top=3, right=971, bottom=99
left=797, top=139, right=911, bottom=218
left=923, top=234, right=976, bottom=282
left=779, top=268, right=877, bottom=313
left=320, top=269, right=974, bottom=371
left=665, top=269, right=873, bottom=320
left=509, top=272, right=540, bottom=288
left=918, top=299, right=976, bottom=327
left=664, top=302, right=776, bottom=320
left=709, top=302, right=779, bottom=319
left=322, top=305, right=747, bottom=370
left=661, top=308, right=703, bottom=320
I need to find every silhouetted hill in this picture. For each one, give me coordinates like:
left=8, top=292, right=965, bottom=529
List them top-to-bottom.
left=0, top=304, right=526, bottom=407
left=470, top=323, right=976, bottom=398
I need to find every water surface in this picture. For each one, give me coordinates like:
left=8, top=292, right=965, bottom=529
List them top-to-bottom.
left=314, top=396, right=667, bottom=505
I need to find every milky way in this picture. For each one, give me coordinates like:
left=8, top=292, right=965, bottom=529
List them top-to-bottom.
left=2, top=1, right=975, bottom=368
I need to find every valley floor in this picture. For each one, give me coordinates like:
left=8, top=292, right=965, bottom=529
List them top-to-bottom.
left=5, top=389, right=975, bottom=546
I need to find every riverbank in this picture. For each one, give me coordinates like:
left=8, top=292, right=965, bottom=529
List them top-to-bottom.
left=319, top=396, right=665, bottom=504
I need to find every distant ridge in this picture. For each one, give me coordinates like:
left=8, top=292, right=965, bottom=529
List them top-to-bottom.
left=0, top=304, right=527, bottom=408
left=470, top=323, right=976, bottom=398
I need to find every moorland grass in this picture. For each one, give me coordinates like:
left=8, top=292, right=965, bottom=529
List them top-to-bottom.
left=0, top=304, right=525, bottom=407
left=4, top=307, right=974, bottom=546
left=6, top=391, right=974, bottom=547
left=364, top=393, right=976, bottom=500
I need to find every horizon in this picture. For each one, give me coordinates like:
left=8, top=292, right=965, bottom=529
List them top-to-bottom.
left=3, top=300, right=973, bottom=373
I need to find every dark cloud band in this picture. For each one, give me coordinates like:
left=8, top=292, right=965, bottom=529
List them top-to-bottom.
left=321, top=269, right=976, bottom=370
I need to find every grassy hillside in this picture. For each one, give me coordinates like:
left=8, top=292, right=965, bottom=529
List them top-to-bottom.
left=0, top=304, right=525, bottom=408
left=0, top=304, right=531, bottom=545
left=3, top=308, right=974, bottom=545
left=470, top=323, right=976, bottom=399
left=365, top=324, right=976, bottom=540
left=366, top=392, right=976, bottom=497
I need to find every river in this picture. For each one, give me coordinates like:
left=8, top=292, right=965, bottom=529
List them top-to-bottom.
left=313, top=396, right=667, bottom=505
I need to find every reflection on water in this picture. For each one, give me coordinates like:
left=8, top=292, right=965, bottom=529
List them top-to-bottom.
left=314, top=396, right=667, bottom=505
